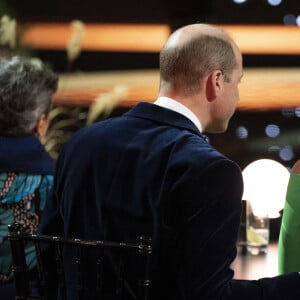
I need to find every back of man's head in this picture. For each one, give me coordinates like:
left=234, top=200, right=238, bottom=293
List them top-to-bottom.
left=159, top=23, right=238, bottom=96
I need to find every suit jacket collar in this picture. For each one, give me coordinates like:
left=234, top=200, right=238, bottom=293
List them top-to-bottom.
left=125, top=102, right=204, bottom=137
left=0, top=135, right=54, bottom=174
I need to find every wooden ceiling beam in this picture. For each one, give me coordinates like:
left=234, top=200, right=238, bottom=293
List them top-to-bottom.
left=20, top=23, right=300, bottom=54
left=20, top=23, right=171, bottom=52
left=54, top=68, right=300, bottom=111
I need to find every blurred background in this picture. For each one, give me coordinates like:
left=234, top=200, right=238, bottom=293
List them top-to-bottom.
left=0, top=0, right=300, bottom=239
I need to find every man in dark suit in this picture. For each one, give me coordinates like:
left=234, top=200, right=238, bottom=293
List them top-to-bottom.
left=39, top=23, right=300, bottom=299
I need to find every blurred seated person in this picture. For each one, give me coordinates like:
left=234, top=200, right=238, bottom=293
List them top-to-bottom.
left=0, top=55, right=58, bottom=299
left=278, top=160, right=300, bottom=274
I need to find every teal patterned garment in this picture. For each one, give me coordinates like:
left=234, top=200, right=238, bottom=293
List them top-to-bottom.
left=0, top=172, right=53, bottom=282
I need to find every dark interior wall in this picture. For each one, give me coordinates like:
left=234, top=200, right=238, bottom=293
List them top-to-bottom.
left=7, top=0, right=300, bottom=25
left=8, top=0, right=214, bottom=25
left=208, top=109, right=300, bottom=171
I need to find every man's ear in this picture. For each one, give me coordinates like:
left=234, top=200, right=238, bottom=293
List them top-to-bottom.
left=205, top=70, right=223, bottom=102
left=35, top=113, right=50, bottom=140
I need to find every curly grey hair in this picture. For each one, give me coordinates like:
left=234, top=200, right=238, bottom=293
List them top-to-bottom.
left=0, top=56, right=58, bottom=136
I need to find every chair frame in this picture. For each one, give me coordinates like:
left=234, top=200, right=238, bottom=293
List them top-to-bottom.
left=8, top=223, right=152, bottom=300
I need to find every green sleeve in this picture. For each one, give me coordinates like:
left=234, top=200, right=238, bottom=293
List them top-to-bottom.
left=278, top=172, right=300, bottom=274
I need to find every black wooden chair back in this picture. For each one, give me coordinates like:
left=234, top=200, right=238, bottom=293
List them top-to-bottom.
left=8, top=223, right=152, bottom=300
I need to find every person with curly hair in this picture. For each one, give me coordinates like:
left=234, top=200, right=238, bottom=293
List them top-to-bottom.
left=0, top=55, right=58, bottom=299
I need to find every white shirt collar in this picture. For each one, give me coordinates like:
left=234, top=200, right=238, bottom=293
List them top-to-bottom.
left=154, top=97, right=202, bottom=133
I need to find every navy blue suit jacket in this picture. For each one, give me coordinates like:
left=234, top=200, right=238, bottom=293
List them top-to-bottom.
left=39, top=102, right=300, bottom=299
